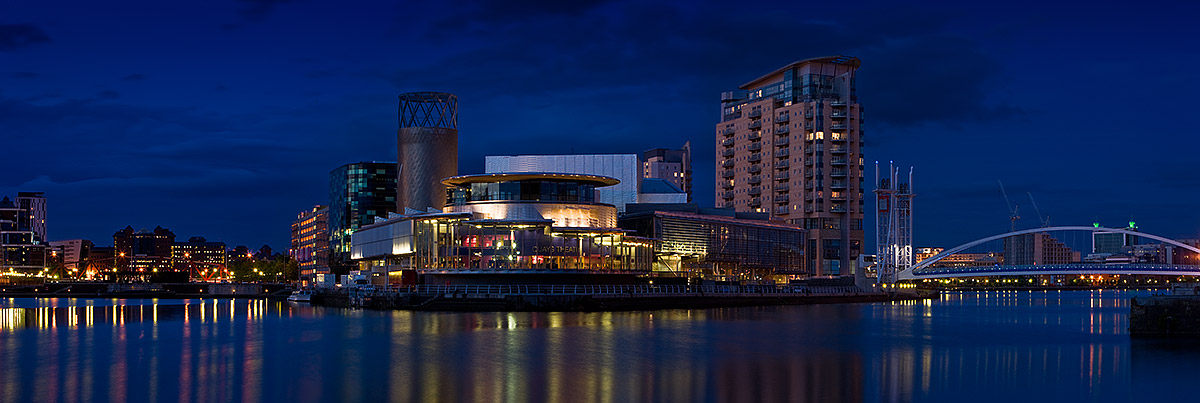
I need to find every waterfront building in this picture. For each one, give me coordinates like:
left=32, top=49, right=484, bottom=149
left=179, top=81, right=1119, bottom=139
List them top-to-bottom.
left=716, top=56, right=865, bottom=276
left=397, top=92, right=458, bottom=211
left=641, top=143, right=692, bottom=202
left=485, top=154, right=640, bottom=212
left=329, top=161, right=399, bottom=273
left=351, top=173, right=654, bottom=285
left=16, top=192, right=46, bottom=242
left=0, top=195, right=48, bottom=274
left=618, top=203, right=804, bottom=282
left=291, top=205, right=330, bottom=283
left=1093, top=222, right=1138, bottom=254
left=113, top=226, right=176, bottom=274
left=1003, top=232, right=1080, bottom=265
left=171, top=236, right=227, bottom=272
left=48, top=239, right=93, bottom=270
left=228, top=245, right=253, bottom=263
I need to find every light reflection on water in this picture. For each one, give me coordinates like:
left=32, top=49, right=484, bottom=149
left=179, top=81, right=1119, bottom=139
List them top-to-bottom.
left=0, top=290, right=1192, bottom=402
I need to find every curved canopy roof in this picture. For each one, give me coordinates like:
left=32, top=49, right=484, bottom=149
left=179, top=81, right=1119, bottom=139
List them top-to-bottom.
left=441, top=172, right=621, bottom=188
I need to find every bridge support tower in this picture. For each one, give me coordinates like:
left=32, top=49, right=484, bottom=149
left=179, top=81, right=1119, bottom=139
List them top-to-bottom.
left=875, top=162, right=914, bottom=284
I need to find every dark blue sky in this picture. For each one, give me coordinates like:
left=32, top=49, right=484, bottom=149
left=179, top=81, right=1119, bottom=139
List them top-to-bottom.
left=3, top=0, right=1199, bottom=251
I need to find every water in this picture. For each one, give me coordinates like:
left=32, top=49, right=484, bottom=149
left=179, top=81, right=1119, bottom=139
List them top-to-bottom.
left=0, top=290, right=1196, bottom=402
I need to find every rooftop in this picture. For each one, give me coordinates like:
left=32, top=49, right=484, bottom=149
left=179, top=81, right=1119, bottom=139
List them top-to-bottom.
left=740, top=55, right=860, bottom=90
left=442, top=172, right=621, bottom=188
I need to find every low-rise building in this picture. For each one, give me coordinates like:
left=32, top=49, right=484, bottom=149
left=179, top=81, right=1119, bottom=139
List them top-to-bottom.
left=352, top=173, right=654, bottom=285
left=618, top=203, right=806, bottom=282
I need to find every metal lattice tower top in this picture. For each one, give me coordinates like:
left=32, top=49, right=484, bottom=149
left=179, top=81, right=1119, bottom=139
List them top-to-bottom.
left=398, top=92, right=457, bottom=129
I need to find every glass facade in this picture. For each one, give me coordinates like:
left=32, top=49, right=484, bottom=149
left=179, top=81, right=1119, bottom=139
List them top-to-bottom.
left=329, top=162, right=398, bottom=273
left=447, top=180, right=597, bottom=205
left=619, top=211, right=805, bottom=279
left=411, top=218, right=651, bottom=273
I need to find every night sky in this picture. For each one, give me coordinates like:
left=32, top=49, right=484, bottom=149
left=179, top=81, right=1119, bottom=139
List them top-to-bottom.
left=3, top=0, right=1199, bottom=252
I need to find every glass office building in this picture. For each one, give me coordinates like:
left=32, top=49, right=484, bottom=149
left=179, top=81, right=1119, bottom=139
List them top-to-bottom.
left=329, top=161, right=398, bottom=273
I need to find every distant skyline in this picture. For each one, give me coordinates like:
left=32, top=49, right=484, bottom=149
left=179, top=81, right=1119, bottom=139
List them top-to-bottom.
left=3, top=0, right=1199, bottom=250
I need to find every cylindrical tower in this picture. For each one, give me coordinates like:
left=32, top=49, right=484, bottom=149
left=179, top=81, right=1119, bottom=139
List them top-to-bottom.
left=397, top=92, right=458, bottom=211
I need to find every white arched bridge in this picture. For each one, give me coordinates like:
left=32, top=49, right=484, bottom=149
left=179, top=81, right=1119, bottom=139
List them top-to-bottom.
left=895, top=226, right=1200, bottom=281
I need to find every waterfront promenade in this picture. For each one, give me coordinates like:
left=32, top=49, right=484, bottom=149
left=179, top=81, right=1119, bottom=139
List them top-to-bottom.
left=312, top=283, right=930, bottom=311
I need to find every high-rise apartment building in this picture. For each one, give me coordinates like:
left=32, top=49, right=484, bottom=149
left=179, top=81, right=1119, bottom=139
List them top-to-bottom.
left=716, top=56, right=864, bottom=276
left=642, top=143, right=692, bottom=202
left=330, top=161, right=398, bottom=273
left=16, top=192, right=46, bottom=242
left=0, top=195, right=48, bottom=274
left=291, top=205, right=330, bottom=283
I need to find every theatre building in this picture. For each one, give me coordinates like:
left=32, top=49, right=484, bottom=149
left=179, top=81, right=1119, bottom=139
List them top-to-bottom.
left=351, top=173, right=654, bottom=285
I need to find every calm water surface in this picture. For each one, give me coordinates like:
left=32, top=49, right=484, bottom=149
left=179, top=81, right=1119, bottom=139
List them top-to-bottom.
left=1, top=290, right=1196, bottom=402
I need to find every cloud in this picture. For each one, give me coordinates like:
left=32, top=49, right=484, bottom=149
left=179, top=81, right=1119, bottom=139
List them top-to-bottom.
left=0, top=24, right=51, bottom=51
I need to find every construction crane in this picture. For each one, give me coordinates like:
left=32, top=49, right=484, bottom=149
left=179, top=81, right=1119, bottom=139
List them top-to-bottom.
left=998, top=180, right=1020, bottom=231
left=1027, top=192, right=1050, bottom=228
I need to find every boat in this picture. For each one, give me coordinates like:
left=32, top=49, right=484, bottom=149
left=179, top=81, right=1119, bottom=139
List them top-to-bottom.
left=287, top=289, right=313, bottom=302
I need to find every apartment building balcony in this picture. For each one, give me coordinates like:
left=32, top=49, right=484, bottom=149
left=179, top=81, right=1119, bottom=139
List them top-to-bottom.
left=831, top=101, right=847, bottom=107
left=749, top=109, right=762, bottom=118
left=830, top=111, right=847, bottom=119
left=776, top=114, right=789, bottom=123
left=749, top=120, right=762, bottom=129
left=804, top=123, right=813, bottom=131
left=830, top=123, right=847, bottom=130
left=775, top=126, right=789, bottom=135
left=721, top=128, right=736, bottom=137
left=748, top=131, right=761, bottom=140
left=830, top=134, right=847, bottom=142
left=774, top=137, right=789, bottom=147
left=721, top=138, right=735, bottom=147
left=748, top=142, right=762, bottom=152
left=830, top=146, right=847, bottom=154
left=775, top=149, right=789, bottom=158
left=748, top=153, right=762, bottom=163
left=831, top=157, right=848, bottom=165
left=804, top=158, right=814, bottom=166
left=722, top=159, right=734, bottom=168
left=775, top=160, right=789, bottom=169
left=749, top=165, right=762, bottom=174
left=722, top=169, right=734, bottom=178
left=831, top=169, right=848, bottom=177
left=804, top=171, right=813, bottom=178
left=776, top=172, right=789, bottom=181
left=748, top=176, right=762, bottom=185
left=831, top=180, right=847, bottom=189
left=722, top=181, right=734, bottom=190
left=804, top=182, right=813, bottom=190
left=775, top=184, right=789, bottom=192
left=749, top=187, right=762, bottom=196
left=723, top=191, right=734, bottom=200
left=831, top=193, right=847, bottom=201
left=774, top=195, right=789, bottom=203
left=750, top=198, right=762, bottom=208
left=722, top=201, right=734, bottom=208
left=831, top=204, right=848, bottom=213
left=775, top=206, right=790, bottom=215
left=804, top=206, right=814, bottom=213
